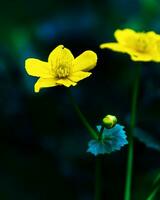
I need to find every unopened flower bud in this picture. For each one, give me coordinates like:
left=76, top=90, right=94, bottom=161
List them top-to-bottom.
left=102, top=115, right=117, bottom=128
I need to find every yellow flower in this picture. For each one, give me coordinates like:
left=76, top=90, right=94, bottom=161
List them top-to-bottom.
left=100, top=28, right=160, bottom=62
left=25, top=45, right=97, bottom=92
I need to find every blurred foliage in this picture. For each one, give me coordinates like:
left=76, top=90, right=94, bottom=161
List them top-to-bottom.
left=0, top=0, right=160, bottom=199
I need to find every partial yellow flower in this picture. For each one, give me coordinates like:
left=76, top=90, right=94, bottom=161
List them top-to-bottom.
left=100, top=28, right=160, bottom=62
left=25, top=45, right=97, bottom=92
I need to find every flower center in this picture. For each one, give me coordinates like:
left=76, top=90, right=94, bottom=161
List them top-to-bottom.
left=135, top=36, right=148, bottom=53
left=56, top=64, right=70, bottom=78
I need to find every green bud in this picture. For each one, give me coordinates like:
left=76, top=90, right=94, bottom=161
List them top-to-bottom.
left=102, top=115, right=117, bottom=128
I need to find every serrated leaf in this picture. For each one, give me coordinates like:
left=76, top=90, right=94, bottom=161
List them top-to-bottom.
left=87, top=124, right=128, bottom=156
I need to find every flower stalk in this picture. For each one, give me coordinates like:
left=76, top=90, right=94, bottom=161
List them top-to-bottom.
left=124, top=64, right=141, bottom=200
left=67, top=89, right=98, bottom=140
left=67, top=89, right=103, bottom=200
left=94, top=126, right=104, bottom=200
left=95, top=156, right=102, bottom=200
left=146, top=185, right=160, bottom=200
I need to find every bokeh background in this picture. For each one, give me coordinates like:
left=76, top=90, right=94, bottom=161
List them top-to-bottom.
left=0, top=0, right=160, bottom=199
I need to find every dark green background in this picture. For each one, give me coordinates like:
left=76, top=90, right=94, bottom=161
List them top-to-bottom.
left=0, top=0, right=160, bottom=199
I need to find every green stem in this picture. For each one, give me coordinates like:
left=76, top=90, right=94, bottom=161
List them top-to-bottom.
left=124, top=64, right=141, bottom=200
left=67, top=89, right=98, bottom=140
left=67, top=89, right=102, bottom=200
left=94, top=126, right=104, bottom=200
left=98, top=126, right=104, bottom=140
left=95, top=156, right=102, bottom=200
left=145, top=170, right=160, bottom=200
left=146, top=185, right=160, bottom=200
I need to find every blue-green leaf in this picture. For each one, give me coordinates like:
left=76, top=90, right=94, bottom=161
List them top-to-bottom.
left=87, top=124, right=128, bottom=156
left=134, top=128, right=160, bottom=152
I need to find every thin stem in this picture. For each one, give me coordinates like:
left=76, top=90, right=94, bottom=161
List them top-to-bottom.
left=124, top=64, right=141, bottom=200
left=67, top=89, right=98, bottom=140
left=67, top=89, right=102, bottom=200
left=68, top=90, right=104, bottom=200
left=94, top=126, right=104, bottom=200
left=98, top=126, right=104, bottom=140
left=95, top=156, right=102, bottom=200
left=145, top=170, right=160, bottom=200
left=153, top=171, right=160, bottom=185
left=146, top=185, right=160, bottom=200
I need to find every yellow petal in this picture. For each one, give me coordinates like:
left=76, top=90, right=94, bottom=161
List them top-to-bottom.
left=114, top=29, right=136, bottom=45
left=146, top=31, right=159, bottom=38
left=100, top=43, right=128, bottom=53
left=48, top=45, right=74, bottom=70
left=48, top=45, right=63, bottom=65
left=72, top=50, right=97, bottom=72
left=152, top=50, right=160, bottom=62
left=130, top=53, right=152, bottom=62
left=25, top=58, right=52, bottom=78
left=69, top=71, right=92, bottom=82
left=34, top=78, right=57, bottom=92
left=56, top=79, right=77, bottom=87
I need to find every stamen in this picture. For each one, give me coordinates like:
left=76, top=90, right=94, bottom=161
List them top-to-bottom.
left=135, top=36, right=148, bottom=53
left=56, top=65, right=70, bottom=78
